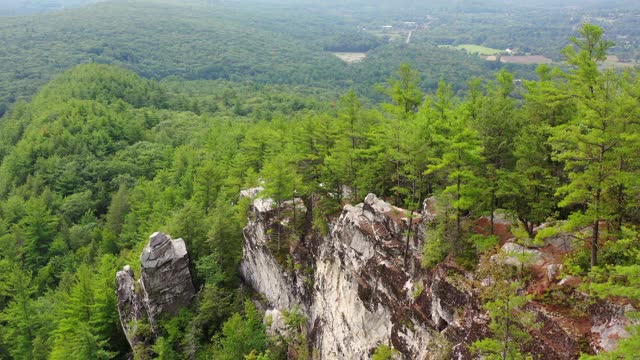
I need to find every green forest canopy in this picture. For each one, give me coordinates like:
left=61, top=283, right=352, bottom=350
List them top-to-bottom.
left=0, top=21, right=639, bottom=358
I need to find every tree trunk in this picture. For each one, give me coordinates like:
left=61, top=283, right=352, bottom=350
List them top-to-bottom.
left=616, top=156, right=625, bottom=231
left=456, top=176, right=462, bottom=248
left=591, top=187, right=602, bottom=268
left=490, top=189, right=496, bottom=235
left=404, top=208, right=414, bottom=267
left=592, top=219, right=599, bottom=268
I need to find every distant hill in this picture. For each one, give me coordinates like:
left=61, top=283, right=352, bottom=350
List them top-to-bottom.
left=0, top=0, right=103, bottom=15
left=0, top=0, right=355, bottom=115
left=11, top=0, right=638, bottom=117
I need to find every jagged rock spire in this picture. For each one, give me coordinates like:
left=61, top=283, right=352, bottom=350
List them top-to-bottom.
left=116, top=232, right=195, bottom=353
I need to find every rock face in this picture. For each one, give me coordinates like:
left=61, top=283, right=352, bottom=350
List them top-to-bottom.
left=240, top=192, right=634, bottom=359
left=241, top=193, right=485, bottom=359
left=116, top=232, right=195, bottom=351
left=140, top=232, right=195, bottom=326
left=116, top=265, right=147, bottom=350
left=591, top=303, right=634, bottom=352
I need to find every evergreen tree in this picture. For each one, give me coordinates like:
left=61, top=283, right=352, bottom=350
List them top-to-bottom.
left=551, top=23, right=621, bottom=267
left=378, top=64, right=424, bottom=206
left=503, top=65, right=570, bottom=237
left=472, top=70, right=520, bottom=235
left=425, top=106, right=484, bottom=247
left=21, top=196, right=59, bottom=270
left=471, top=256, right=537, bottom=360
left=49, top=263, right=116, bottom=360
left=0, top=264, right=36, bottom=360
left=212, top=301, right=268, bottom=360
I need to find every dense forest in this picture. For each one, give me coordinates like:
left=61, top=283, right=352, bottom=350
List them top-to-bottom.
left=4, top=0, right=640, bottom=118
left=0, top=15, right=638, bottom=358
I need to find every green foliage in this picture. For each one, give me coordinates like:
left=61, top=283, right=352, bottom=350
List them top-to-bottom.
left=0, top=21, right=638, bottom=359
left=550, top=23, right=635, bottom=268
left=322, top=31, right=383, bottom=53
left=425, top=98, right=484, bottom=245
left=422, top=222, right=450, bottom=268
left=580, top=231, right=640, bottom=359
left=472, top=234, right=500, bottom=255
left=48, top=259, right=121, bottom=360
left=0, top=263, right=37, bottom=359
left=471, top=273, right=537, bottom=360
left=411, top=282, right=424, bottom=300
left=211, top=301, right=268, bottom=360
left=281, top=305, right=310, bottom=359
left=372, top=344, right=398, bottom=360
left=245, top=350, right=275, bottom=360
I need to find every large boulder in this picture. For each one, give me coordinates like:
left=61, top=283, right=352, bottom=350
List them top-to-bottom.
left=492, top=241, right=545, bottom=267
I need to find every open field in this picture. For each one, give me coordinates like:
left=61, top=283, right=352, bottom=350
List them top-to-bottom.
left=440, top=44, right=503, bottom=55
left=333, top=52, right=368, bottom=63
left=500, top=55, right=553, bottom=64
left=603, top=55, right=638, bottom=68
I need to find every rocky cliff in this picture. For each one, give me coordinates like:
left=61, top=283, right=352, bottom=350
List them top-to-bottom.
left=240, top=192, right=634, bottom=359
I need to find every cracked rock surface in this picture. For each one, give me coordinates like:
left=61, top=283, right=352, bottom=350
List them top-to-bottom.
left=240, top=192, right=634, bottom=359
left=116, top=232, right=195, bottom=351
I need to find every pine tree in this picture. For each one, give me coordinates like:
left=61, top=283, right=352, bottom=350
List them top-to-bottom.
left=551, top=23, right=621, bottom=267
left=378, top=64, right=424, bottom=206
left=503, top=65, right=571, bottom=237
left=472, top=70, right=520, bottom=235
left=323, top=90, right=368, bottom=201
left=425, top=105, right=484, bottom=247
left=105, top=183, right=130, bottom=237
left=20, top=196, right=59, bottom=270
left=471, top=256, right=537, bottom=360
left=49, top=263, right=116, bottom=360
left=0, top=264, right=36, bottom=360
left=470, top=282, right=535, bottom=360
left=212, top=301, right=268, bottom=360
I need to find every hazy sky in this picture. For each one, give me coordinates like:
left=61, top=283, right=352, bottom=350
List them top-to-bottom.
left=0, top=0, right=636, bottom=17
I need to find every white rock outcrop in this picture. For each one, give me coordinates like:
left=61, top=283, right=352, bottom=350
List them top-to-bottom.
left=239, top=192, right=635, bottom=359
left=240, top=194, right=481, bottom=359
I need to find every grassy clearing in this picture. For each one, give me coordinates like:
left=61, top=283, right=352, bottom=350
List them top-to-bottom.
left=440, top=44, right=503, bottom=55
left=333, top=52, right=368, bottom=63
left=602, top=55, right=637, bottom=68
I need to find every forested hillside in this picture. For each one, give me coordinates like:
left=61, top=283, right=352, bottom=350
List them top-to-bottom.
left=1, top=0, right=529, bottom=118
left=5, top=0, right=609, bottom=116
left=0, top=20, right=639, bottom=358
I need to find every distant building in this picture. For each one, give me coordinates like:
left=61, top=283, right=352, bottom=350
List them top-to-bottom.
left=381, top=25, right=393, bottom=32
left=505, top=48, right=514, bottom=55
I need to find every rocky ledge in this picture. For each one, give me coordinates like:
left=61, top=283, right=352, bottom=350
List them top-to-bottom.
left=239, top=192, right=634, bottom=359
